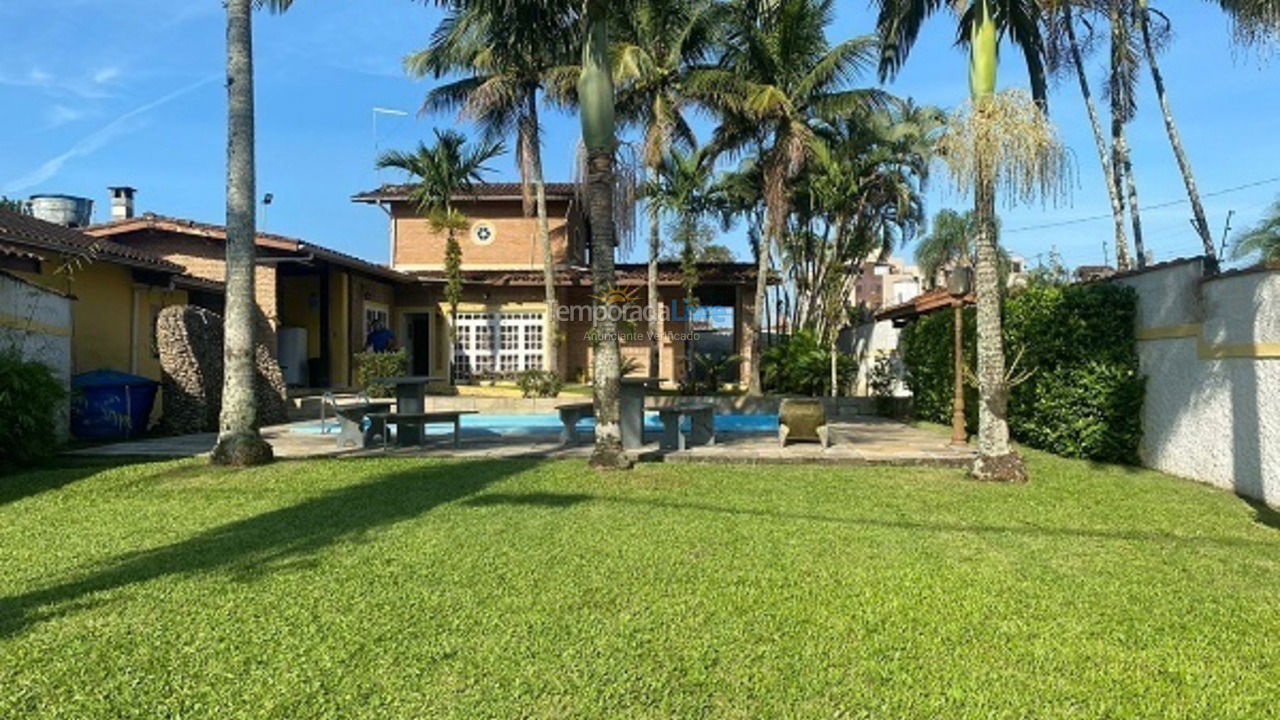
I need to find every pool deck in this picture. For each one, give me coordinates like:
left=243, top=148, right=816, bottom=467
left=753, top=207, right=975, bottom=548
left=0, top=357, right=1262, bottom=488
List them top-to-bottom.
left=67, top=417, right=975, bottom=468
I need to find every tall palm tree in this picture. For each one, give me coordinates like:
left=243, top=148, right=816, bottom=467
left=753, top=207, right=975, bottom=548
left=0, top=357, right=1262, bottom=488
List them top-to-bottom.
left=212, top=0, right=296, bottom=467
left=429, top=0, right=632, bottom=469
left=613, top=0, right=724, bottom=378
left=711, top=0, right=885, bottom=396
left=874, top=0, right=1062, bottom=482
left=1104, top=0, right=1148, bottom=268
left=1212, top=0, right=1280, bottom=44
left=1045, top=1, right=1133, bottom=269
left=1135, top=1, right=1217, bottom=267
left=407, top=3, right=577, bottom=375
left=377, top=130, right=505, bottom=378
left=643, top=146, right=722, bottom=378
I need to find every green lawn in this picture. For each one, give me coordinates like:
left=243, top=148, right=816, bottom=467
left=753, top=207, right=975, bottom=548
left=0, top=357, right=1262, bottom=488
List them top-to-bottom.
left=1, top=452, right=1277, bottom=719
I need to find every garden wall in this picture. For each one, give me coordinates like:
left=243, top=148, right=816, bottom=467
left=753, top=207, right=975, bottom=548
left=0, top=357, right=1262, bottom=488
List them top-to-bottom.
left=1111, top=259, right=1280, bottom=506
left=0, top=271, right=71, bottom=441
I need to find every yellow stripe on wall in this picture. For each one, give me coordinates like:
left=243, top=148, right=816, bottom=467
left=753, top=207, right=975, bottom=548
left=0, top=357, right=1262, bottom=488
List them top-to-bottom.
left=0, top=311, right=71, bottom=337
left=1136, top=322, right=1280, bottom=358
left=1135, top=323, right=1201, bottom=341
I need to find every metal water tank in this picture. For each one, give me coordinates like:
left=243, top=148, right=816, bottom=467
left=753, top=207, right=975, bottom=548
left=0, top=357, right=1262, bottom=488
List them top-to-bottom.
left=28, top=194, right=94, bottom=227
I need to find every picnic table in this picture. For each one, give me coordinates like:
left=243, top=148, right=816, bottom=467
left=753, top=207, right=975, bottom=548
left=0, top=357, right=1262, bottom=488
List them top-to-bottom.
left=375, top=375, right=446, bottom=445
left=620, top=377, right=664, bottom=449
left=331, top=401, right=393, bottom=449
left=648, top=402, right=716, bottom=451
left=367, top=410, right=477, bottom=449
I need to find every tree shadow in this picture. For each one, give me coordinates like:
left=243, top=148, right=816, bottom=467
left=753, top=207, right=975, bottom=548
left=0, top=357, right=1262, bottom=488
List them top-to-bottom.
left=0, top=457, right=536, bottom=638
left=0, top=457, right=168, bottom=508
left=466, top=491, right=1279, bottom=550
left=1242, top=496, right=1280, bottom=532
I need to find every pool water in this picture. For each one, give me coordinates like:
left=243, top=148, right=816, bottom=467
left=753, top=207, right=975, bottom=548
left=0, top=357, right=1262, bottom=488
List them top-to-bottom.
left=293, top=412, right=778, bottom=438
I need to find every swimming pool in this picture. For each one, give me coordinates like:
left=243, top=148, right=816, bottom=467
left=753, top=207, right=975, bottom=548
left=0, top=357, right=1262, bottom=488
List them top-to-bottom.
left=291, top=412, right=778, bottom=438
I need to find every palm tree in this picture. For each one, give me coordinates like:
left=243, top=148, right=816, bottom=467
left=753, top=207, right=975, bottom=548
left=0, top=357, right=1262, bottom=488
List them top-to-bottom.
left=212, top=0, right=296, bottom=467
left=428, top=0, right=632, bottom=469
left=613, top=0, right=724, bottom=378
left=711, top=0, right=886, bottom=396
left=874, top=0, right=1065, bottom=482
left=1045, top=1, right=1134, bottom=269
left=1135, top=1, right=1217, bottom=267
left=407, top=3, right=577, bottom=375
left=377, top=130, right=505, bottom=378
left=643, top=146, right=722, bottom=379
left=1232, top=199, right=1280, bottom=264
left=915, top=209, right=976, bottom=288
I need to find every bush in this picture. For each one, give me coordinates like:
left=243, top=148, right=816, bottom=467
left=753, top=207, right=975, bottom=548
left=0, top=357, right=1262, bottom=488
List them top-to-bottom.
left=899, top=282, right=1143, bottom=463
left=761, top=330, right=857, bottom=396
left=0, top=348, right=66, bottom=468
left=354, top=350, right=408, bottom=398
left=679, top=353, right=740, bottom=395
left=516, top=369, right=563, bottom=398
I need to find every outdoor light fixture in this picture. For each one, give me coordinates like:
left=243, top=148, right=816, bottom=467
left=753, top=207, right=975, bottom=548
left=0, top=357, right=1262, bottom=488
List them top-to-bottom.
left=947, top=266, right=973, bottom=297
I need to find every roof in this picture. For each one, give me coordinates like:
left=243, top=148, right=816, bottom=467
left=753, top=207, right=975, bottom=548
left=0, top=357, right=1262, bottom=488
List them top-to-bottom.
left=352, top=182, right=578, bottom=204
left=0, top=208, right=182, bottom=273
left=88, top=213, right=411, bottom=283
left=0, top=241, right=46, bottom=263
left=403, top=262, right=760, bottom=287
left=0, top=268, right=74, bottom=298
left=875, top=288, right=973, bottom=323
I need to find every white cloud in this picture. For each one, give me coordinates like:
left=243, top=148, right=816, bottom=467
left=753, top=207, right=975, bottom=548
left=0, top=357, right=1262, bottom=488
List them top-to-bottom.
left=93, top=66, right=121, bottom=85
left=4, top=77, right=215, bottom=194
left=46, top=104, right=85, bottom=127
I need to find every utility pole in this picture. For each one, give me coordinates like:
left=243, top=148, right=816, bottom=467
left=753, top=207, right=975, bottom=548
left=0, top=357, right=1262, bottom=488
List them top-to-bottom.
left=372, top=107, right=408, bottom=176
left=1219, top=210, right=1235, bottom=259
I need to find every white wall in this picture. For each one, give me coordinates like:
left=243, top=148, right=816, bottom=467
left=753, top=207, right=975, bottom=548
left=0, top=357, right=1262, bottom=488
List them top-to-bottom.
left=1114, top=259, right=1280, bottom=506
left=0, top=271, right=73, bottom=440
left=843, top=319, right=909, bottom=397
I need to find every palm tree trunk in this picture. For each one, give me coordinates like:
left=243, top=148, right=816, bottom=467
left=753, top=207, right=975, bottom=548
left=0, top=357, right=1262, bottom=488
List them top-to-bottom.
left=212, top=0, right=272, bottom=466
left=580, top=1, right=629, bottom=469
left=1138, top=1, right=1217, bottom=268
left=968, top=3, right=1025, bottom=482
left=1109, top=4, right=1145, bottom=268
left=1065, top=5, right=1131, bottom=270
left=524, top=93, right=559, bottom=374
left=1114, top=126, right=1145, bottom=266
left=647, top=200, right=661, bottom=378
left=746, top=229, right=770, bottom=396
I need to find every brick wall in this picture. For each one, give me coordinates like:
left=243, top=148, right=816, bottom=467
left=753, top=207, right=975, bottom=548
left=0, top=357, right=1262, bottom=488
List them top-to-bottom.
left=392, top=198, right=577, bottom=270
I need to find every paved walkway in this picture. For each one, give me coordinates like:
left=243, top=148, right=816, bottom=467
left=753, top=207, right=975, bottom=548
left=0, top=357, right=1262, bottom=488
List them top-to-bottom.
left=67, top=417, right=973, bottom=467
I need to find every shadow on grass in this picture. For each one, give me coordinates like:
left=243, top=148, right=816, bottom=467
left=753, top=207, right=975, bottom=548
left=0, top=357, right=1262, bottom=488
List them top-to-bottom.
left=0, top=457, right=535, bottom=638
left=0, top=457, right=169, bottom=508
left=467, top=492, right=1280, bottom=550
left=1242, top=496, right=1280, bottom=531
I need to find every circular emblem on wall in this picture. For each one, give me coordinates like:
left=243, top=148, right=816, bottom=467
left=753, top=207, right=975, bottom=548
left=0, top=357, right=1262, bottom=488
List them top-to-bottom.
left=471, top=221, right=496, bottom=246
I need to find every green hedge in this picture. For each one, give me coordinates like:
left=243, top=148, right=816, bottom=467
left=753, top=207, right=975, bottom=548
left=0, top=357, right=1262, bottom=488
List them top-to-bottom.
left=899, top=282, right=1144, bottom=464
left=0, top=349, right=66, bottom=469
left=353, top=350, right=408, bottom=398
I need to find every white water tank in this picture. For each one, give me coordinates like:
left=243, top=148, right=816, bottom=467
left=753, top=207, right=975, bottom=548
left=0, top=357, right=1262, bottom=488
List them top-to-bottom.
left=29, top=194, right=94, bottom=227
left=277, top=327, right=309, bottom=386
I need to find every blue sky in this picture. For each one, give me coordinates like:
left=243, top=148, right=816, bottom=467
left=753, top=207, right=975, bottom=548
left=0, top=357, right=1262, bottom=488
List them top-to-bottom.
left=2, top=0, right=1278, bottom=271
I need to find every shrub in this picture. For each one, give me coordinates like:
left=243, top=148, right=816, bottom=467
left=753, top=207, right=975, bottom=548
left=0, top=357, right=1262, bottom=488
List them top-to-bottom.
left=898, top=281, right=1143, bottom=463
left=761, top=330, right=857, bottom=396
left=0, top=348, right=66, bottom=468
left=354, top=350, right=408, bottom=398
left=868, top=351, right=902, bottom=417
left=678, top=353, right=740, bottom=395
left=516, top=369, right=563, bottom=398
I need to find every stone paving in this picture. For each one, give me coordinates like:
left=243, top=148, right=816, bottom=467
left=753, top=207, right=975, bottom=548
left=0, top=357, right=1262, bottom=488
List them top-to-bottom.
left=68, top=416, right=974, bottom=467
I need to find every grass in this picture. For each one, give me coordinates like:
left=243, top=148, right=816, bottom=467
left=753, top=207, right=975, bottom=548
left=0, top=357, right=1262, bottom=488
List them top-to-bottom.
left=1, top=452, right=1278, bottom=719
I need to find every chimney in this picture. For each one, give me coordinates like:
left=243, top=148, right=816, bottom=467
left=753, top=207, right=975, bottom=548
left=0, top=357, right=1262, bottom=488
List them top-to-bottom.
left=108, top=186, right=136, bottom=220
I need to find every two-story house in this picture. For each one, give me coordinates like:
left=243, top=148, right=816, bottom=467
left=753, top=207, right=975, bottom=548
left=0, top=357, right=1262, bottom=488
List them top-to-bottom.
left=352, top=182, right=760, bottom=385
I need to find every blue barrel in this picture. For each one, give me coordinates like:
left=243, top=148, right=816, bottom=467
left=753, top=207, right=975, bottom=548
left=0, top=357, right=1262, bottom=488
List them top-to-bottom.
left=70, top=370, right=159, bottom=440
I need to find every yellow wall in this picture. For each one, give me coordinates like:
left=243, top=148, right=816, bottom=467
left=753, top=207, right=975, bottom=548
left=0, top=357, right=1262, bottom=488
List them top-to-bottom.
left=17, top=259, right=187, bottom=381
left=328, top=267, right=350, bottom=387
left=277, top=274, right=322, bottom=358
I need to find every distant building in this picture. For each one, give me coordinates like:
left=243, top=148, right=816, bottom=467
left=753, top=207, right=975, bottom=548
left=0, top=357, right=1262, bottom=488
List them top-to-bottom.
left=853, top=258, right=922, bottom=312
left=1075, top=265, right=1116, bottom=282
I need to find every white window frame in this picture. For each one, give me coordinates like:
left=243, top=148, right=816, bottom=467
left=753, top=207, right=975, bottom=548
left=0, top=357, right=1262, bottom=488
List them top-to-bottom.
left=452, top=311, right=544, bottom=379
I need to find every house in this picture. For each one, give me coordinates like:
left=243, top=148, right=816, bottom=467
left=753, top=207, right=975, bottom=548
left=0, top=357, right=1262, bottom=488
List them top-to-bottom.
left=352, top=182, right=760, bottom=385
left=0, top=206, right=212, bottom=388
left=852, top=258, right=922, bottom=313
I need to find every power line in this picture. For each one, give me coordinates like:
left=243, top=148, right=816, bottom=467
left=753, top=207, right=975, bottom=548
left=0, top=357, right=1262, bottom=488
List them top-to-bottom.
left=1004, top=175, right=1280, bottom=234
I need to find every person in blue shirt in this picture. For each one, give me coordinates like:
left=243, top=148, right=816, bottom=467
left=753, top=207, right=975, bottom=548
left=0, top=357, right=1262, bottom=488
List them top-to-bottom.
left=365, top=321, right=396, bottom=352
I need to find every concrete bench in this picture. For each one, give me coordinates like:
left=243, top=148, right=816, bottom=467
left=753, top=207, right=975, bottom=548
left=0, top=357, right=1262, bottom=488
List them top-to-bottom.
left=331, top=401, right=393, bottom=449
left=556, top=402, right=594, bottom=446
left=648, top=403, right=716, bottom=451
left=368, top=410, right=477, bottom=449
